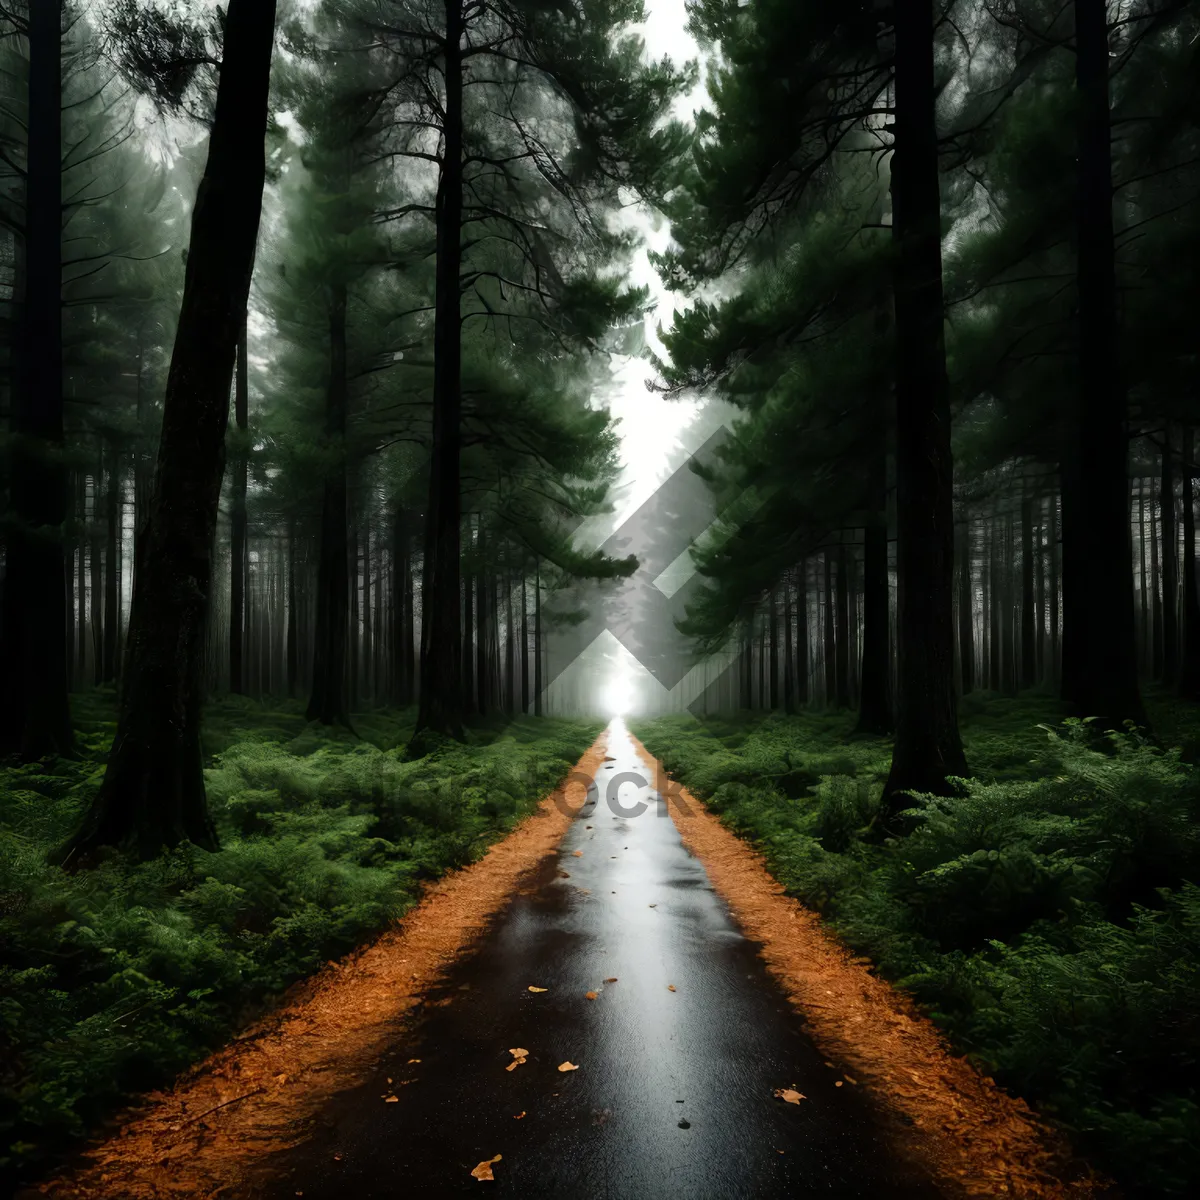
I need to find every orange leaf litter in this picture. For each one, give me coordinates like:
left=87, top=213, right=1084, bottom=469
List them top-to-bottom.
left=627, top=731, right=1109, bottom=1200
left=27, top=734, right=609, bottom=1200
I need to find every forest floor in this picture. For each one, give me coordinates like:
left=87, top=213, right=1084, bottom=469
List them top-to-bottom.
left=26, top=718, right=1108, bottom=1199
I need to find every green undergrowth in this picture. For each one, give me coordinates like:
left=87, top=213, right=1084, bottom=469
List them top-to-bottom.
left=0, top=691, right=600, bottom=1188
left=634, top=692, right=1200, bottom=1199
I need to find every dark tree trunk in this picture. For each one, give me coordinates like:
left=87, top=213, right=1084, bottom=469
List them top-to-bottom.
left=0, top=0, right=72, bottom=758
left=59, top=0, right=277, bottom=863
left=415, top=0, right=465, bottom=738
left=882, top=0, right=967, bottom=811
left=1059, top=0, right=1144, bottom=727
left=306, top=282, right=351, bottom=726
left=229, top=312, right=248, bottom=693
left=1179, top=428, right=1200, bottom=697
left=1161, top=429, right=1178, bottom=684
left=102, top=440, right=121, bottom=683
left=1151, top=456, right=1163, bottom=679
left=1138, top=475, right=1148, bottom=670
left=90, top=478, right=103, bottom=685
left=1021, top=492, right=1036, bottom=687
left=1049, top=493, right=1061, bottom=683
left=391, top=505, right=411, bottom=705
left=1035, top=506, right=1046, bottom=683
left=858, top=514, right=894, bottom=732
left=286, top=516, right=298, bottom=696
left=957, top=518, right=974, bottom=694
left=988, top=518, right=1001, bottom=690
left=362, top=520, right=373, bottom=704
left=348, top=522, right=359, bottom=709
left=476, top=527, right=488, bottom=716
left=463, top=529, right=475, bottom=711
left=835, top=541, right=851, bottom=709
left=823, top=551, right=835, bottom=705
left=533, top=558, right=543, bottom=717
left=796, top=560, right=809, bottom=705
left=505, top=573, right=515, bottom=713
left=521, top=573, right=530, bottom=713
left=783, top=575, right=795, bottom=714
left=768, top=586, right=779, bottom=709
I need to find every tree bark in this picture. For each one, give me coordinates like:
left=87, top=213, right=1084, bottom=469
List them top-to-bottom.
left=0, top=0, right=72, bottom=758
left=59, top=0, right=277, bottom=863
left=415, top=0, right=465, bottom=738
left=882, top=0, right=967, bottom=811
left=1058, top=0, right=1144, bottom=727
left=306, top=281, right=351, bottom=726
left=229, top=312, right=248, bottom=693
left=1179, top=427, right=1200, bottom=697
left=1161, top=429, right=1178, bottom=683
left=102, top=439, right=121, bottom=683
left=1151, top=455, right=1162, bottom=678
left=1021, top=491, right=1036, bottom=687
left=858, top=513, right=894, bottom=732
left=835, top=541, right=851, bottom=708
left=823, top=551, right=835, bottom=705
left=533, top=558, right=543, bottom=716
left=783, top=575, right=795, bottom=714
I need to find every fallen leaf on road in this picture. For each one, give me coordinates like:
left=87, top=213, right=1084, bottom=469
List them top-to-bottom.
left=572, top=850, right=583, bottom=857
left=557, top=870, right=571, bottom=878
left=648, top=904, right=656, bottom=908
left=604, top=977, right=618, bottom=983
left=667, top=984, right=676, bottom=992
left=527, top=986, right=547, bottom=993
left=585, top=991, right=598, bottom=1000
left=509, top=1048, right=529, bottom=1058
left=407, top=1059, right=421, bottom=1064
left=506, top=1060, right=524, bottom=1072
left=558, top=1061, right=579, bottom=1072
left=844, top=1075, right=858, bottom=1085
left=835, top=1081, right=843, bottom=1087
left=774, top=1088, right=806, bottom=1104
left=383, top=1095, right=399, bottom=1103
left=513, top=1112, right=525, bottom=1119
left=470, top=1154, right=502, bottom=1181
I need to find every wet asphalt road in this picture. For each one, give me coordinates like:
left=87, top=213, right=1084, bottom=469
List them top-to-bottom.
left=256, top=721, right=940, bottom=1199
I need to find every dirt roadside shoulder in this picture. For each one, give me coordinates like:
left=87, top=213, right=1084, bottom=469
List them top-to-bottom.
left=628, top=731, right=1114, bottom=1200
left=26, top=733, right=608, bottom=1200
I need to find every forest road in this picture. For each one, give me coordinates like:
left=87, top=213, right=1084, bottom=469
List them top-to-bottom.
left=251, top=719, right=941, bottom=1199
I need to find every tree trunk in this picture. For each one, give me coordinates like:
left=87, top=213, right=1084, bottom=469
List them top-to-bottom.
left=0, top=0, right=72, bottom=758
left=59, top=0, right=277, bottom=864
left=415, top=0, right=465, bottom=738
left=881, top=0, right=968, bottom=811
left=1059, top=0, right=1144, bottom=727
left=306, top=281, right=351, bottom=726
left=229, top=312, right=249, bottom=693
left=1179, top=428, right=1200, bottom=697
left=1161, top=429, right=1178, bottom=684
left=103, top=440, right=121, bottom=684
left=1151, top=454, right=1163, bottom=679
left=1138, top=474, right=1148, bottom=671
left=1021, top=491, right=1036, bottom=687
left=1049, top=493, right=1061, bottom=683
left=858, top=513, right=894, bottom=732
left=286, top=516, right=298, bottom=696
left=956, top=518, right=974, bottom=694
left=348, top=522, right=359, bottom=709
left=463, top=525, right=475, bottom=711
left=835, top=541, right=851, bottom=708
left=823, top=551, right=835, bottom=705
left=533, top=558, right=543, bottom=716
left=796, top=559, right=809, bottom=705
left=521, top=573, right=530, bottom=713
left=783, top=575, right=795, bottom=714
left=768, top=586, right=779, bottom=708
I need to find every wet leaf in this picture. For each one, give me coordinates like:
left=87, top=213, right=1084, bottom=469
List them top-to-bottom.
left=572, top=850, right=583, bottom=857
left=648, top=904, right=657, bottom=908
left=604, top=977, right=618, bottom=983
left=667, top=984, right=676, bottom=992
left=527, top=986, right=547, bottom=993
left=585, top=991, right=598, bottom=1000
left=509, top=1048, right=529, bottom=1058
left=407, top=1059, right=421, bottom=1064
left=557, top=1061, right=579, bottom=1072
left=844, top=1075, right=858, bottom=1085
left=835, top=1081, right=843, bottom=1087
left=774, top=1088, right=805, bottom=1104
left=384, top=1095, right=399, bottom=1103
left=513, top=1111, right=526, bottom=1120
left=470, top=1154, right=502, bottom=1181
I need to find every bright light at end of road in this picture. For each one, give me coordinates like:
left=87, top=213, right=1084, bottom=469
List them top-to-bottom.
left=601, top=681, right=633, bottom=717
